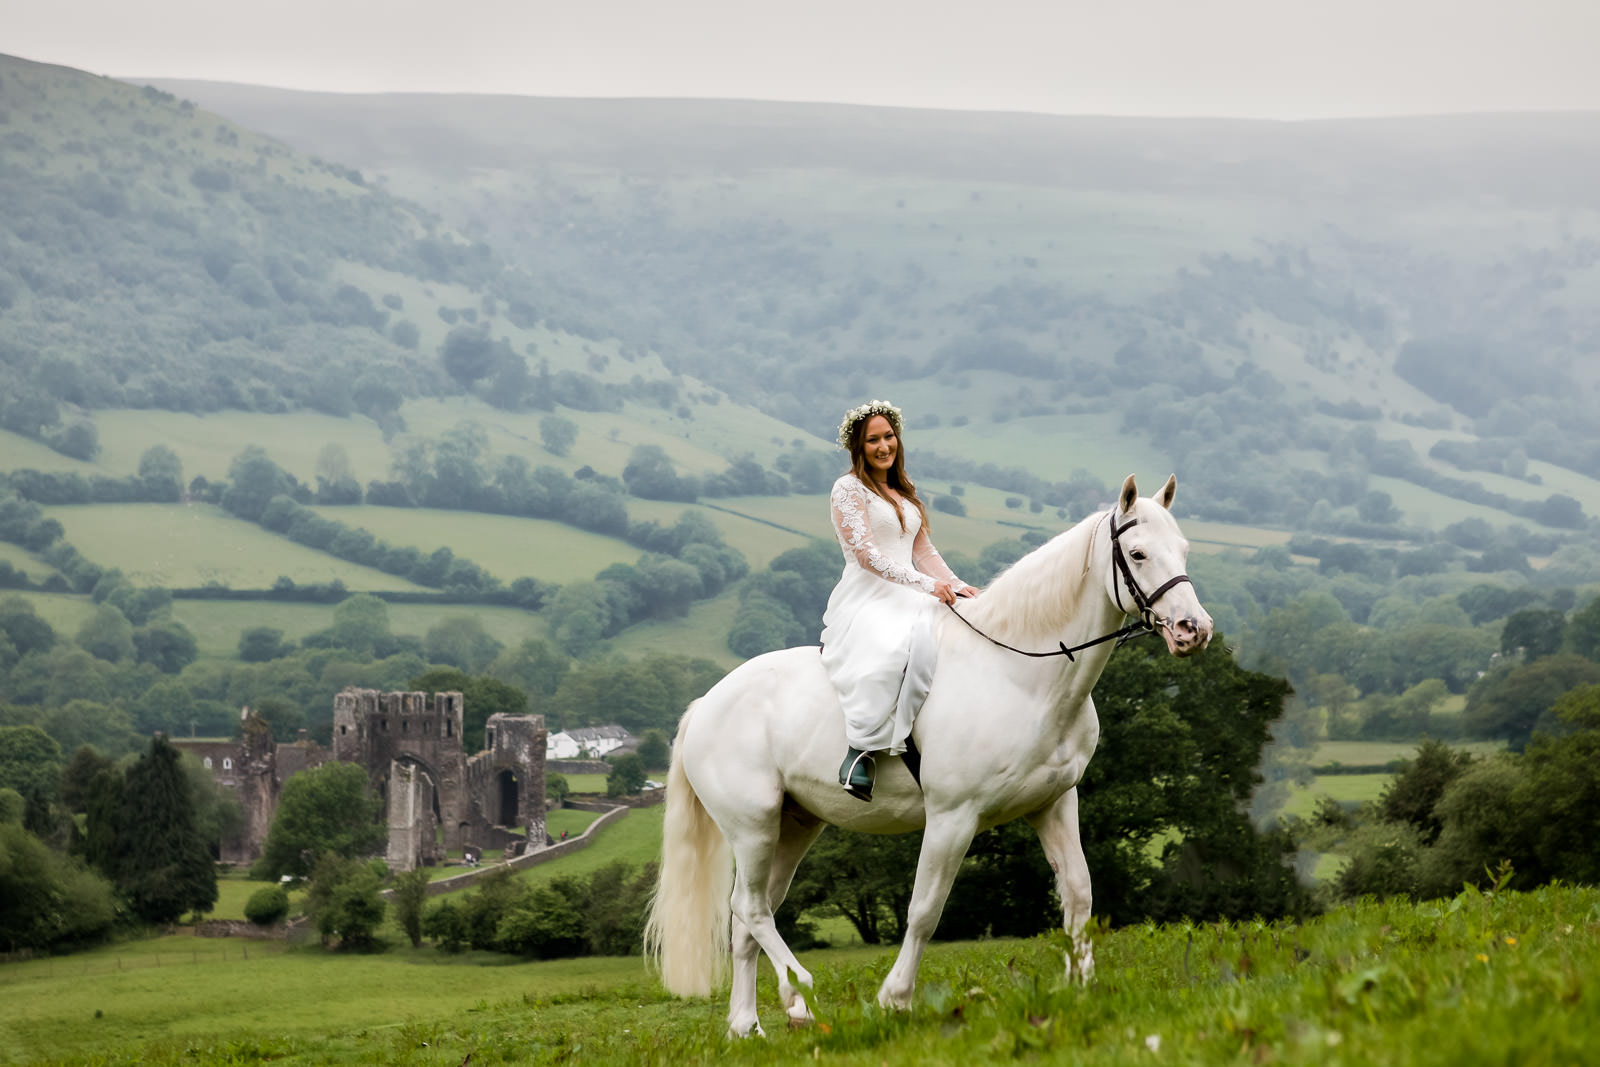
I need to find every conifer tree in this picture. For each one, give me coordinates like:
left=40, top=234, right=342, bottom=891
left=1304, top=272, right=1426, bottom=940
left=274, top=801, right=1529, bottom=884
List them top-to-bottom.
left=115, top=735, right=217, bottom=923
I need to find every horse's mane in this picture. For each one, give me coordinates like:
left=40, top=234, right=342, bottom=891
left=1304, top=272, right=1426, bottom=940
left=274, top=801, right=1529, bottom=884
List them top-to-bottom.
left=961, top=509, right=1112, bottom=645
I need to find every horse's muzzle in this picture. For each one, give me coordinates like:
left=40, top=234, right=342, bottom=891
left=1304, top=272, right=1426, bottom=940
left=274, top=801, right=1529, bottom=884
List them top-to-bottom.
left=1163, top=615, right=1212, bottom=657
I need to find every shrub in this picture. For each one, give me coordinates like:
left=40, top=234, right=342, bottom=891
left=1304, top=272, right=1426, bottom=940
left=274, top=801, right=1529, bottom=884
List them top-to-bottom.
left=244, top=885, right=290, bottom=926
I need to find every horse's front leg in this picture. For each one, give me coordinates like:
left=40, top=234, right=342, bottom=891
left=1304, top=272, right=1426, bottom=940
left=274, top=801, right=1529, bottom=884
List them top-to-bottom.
left=1027, top=786, right=1094, bottom=982
left=877, top=807, right=978, bottom=1010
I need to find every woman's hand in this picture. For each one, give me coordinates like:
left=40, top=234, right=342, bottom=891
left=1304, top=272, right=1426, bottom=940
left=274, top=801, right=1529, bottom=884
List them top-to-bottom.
left=933, top=580, right=979, bottom=605
left=957, top=585, right=980, bottom=598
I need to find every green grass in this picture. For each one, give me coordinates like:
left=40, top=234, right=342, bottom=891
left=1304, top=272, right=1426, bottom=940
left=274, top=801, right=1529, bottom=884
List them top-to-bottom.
left=41, top=504, right=428, bottom=591
left=308, top=505, right=642, bottom=584
left=0, top=542, right=57, bottom=582
left=606, top=589, right=744, bottom=667
left=165, top=600, right=547, bottom=660
left=1281, top=773, right=1393, bottom=820
left=559, top=774, right=611, bottom=793
left=511, top=805, right=663, bottom=889
left=545, top=808, right=601, bottom=838
left=210, top=872, right=305, bottom=922
left=3, top=885, right=1595, bottom=1065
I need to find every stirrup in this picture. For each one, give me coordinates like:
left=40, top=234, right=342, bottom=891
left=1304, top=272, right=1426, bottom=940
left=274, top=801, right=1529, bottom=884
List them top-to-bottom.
left=839, top=747, right=875, bottom=802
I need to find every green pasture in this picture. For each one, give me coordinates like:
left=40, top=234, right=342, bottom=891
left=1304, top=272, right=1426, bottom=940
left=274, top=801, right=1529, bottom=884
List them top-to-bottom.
left=91, top=410, right=397, bottom=486
left=0, top=428, right=97, bottom=473
left=625, top=499, right=814, bottom=569
left=41, top=504, right=428, bottom=591
left=308, top=506, right=640, bottom=584
left=0, top=542, right=56, bottom=582
left=606, top=589, right=743, bottom=667
left=163, top=600, right=546, bottom=660
left=1310, top=739, right=1503, bottom=769
left=1280, top=773, right=1392, bottom=821
left=558, top=774, right=611, bottom=793
left=509, top=805, right=662, bottom=890
left=545, top=807, right=601, bottom=838
left=4, top=884, right=1595, bottom=1066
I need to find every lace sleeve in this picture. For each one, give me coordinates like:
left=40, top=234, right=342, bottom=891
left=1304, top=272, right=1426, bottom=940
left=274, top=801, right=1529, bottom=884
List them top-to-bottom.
left=830, top=478, right=937, bottom=593
left=913, top=529, right=968, bottom=593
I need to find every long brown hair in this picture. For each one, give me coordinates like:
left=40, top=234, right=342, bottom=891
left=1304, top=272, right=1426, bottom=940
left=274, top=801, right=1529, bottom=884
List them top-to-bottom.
left=846, top=413, right=930, bottom=535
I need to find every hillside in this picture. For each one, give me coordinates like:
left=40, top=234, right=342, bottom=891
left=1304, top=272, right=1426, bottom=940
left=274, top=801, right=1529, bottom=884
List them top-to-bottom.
left=136, top=77, right=1600, bottom=537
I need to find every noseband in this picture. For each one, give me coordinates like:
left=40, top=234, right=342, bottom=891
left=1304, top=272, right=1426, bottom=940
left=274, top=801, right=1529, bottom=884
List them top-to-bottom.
left=946, top=509, right=1192, bottom=661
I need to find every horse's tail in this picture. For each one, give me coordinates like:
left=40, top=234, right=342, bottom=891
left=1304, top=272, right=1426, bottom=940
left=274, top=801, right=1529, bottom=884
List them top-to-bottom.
left=644, top=699, right=732, bottom=997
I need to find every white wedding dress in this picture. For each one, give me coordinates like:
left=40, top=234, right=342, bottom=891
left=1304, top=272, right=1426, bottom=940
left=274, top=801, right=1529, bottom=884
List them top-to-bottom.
left=820, top=473, right=968, bottom=755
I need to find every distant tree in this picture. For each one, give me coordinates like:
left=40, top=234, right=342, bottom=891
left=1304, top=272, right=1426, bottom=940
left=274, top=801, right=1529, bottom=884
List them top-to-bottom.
left=390, top=320, right=420, bottom=350
left=439, top=325, right=498, bottom=387
left=538, top=414, right=578, bottom=457
left=49, top=420, right=100, bottom=461
left=137, top=445, right=184, bottom=501
left=622, top=445, right=697, bottom=501
left=222, top=447, right=297, bottom=521
left=1357, top=490, right=1401, bottom=524
left=931, top=494, right=966, bottom=517
left=1565, top=596, right=1600, bottom=661
left=75, top=603, right=135, bottom=663
left=1501, top=608, right=1566, bottom=659
left=423, top=616, right=504, bottom=674
left=133, top=619, right=198, bottom=674
left=238, top=626, right=292, bottom=663
left=487, top=639, right=570, bottom=715
left=1464, top=654, right=1600, bottom=750
left=406, top=668, right=528, bottom=753
left=0, top=726, right=63, bottom=818
left=636, top=729, right=670, bottom=769
left=116, top=735, right=219, bottom=923
left=1377, top=739, right=1477, bottom=845
left=58, top=745, right=113, bottom=813
left=606, top=753, right=648, bottom=797
left=256, top=762, right=384, bottom=881
left=546, top=773, right=571, bottom=805
left=0, top=820, right=118, bottom=951
left=787, top=829, right=921, bottom=944
left=305, top=854, right=387, bottom=950
left=391, top=868, right=431, bottom=948
left=245, top=885, right=290, bottom=926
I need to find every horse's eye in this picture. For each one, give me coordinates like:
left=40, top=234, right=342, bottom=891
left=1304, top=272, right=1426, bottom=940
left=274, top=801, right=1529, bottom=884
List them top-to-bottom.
left=1130, top=550, right=1147, bottom=562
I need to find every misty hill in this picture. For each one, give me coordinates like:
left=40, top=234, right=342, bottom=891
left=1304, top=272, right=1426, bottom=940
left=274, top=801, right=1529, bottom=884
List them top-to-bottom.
left=140, top=78, right=1600, bottom=533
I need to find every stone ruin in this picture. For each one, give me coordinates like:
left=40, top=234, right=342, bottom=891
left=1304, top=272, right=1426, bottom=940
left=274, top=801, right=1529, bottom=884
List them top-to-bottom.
left=180, top=687, right=548, bottom=872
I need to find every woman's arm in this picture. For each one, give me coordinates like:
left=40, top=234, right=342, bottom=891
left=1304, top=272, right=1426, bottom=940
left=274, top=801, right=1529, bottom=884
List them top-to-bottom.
left=831, top=478, right=938, bottom=593
left=912, top=528, right=977, bottom=597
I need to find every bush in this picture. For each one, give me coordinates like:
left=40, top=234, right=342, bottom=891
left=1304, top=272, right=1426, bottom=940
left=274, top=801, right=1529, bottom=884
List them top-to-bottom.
left=606, top=753, right=648, bottom=797
left=244, top=885, right=290, bottom=926
left=422, top=898, right=467, bottom=952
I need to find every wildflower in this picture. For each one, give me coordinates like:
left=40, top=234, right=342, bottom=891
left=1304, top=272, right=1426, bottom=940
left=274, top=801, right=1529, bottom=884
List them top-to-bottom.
left=1504, top=937, right=1517, bottom=947
left=1476, top=953, right=1489, bottom=963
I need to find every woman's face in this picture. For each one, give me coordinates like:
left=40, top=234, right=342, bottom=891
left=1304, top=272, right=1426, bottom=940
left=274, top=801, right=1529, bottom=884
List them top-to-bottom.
left=859, top=415, right=898, bottom=477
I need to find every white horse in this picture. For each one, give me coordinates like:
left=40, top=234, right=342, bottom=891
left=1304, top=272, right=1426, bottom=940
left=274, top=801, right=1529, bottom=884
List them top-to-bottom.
left=644, top=474, right=1213, bottom=1036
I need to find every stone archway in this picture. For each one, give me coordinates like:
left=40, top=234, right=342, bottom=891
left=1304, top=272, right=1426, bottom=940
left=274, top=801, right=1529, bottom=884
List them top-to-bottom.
left=384, top=756, right=443, bottom=872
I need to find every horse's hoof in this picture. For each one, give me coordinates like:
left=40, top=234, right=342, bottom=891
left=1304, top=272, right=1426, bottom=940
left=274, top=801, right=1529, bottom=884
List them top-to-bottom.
left=787, top=1014, right=813, bottom=1030
left=728, top=1019, right=765, bottom=1039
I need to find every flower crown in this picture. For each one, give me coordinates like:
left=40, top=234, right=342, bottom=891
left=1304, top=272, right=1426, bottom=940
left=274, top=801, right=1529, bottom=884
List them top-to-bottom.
left=837, top=399, right=904, bottom=451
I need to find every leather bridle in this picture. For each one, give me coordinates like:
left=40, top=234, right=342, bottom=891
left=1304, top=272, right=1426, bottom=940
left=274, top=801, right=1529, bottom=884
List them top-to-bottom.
left=945, top=509, right=1192, bottom=661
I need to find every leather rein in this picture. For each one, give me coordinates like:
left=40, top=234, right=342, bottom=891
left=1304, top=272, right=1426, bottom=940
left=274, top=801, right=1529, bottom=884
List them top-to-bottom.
left=945, top=511, right=1192, bottom=661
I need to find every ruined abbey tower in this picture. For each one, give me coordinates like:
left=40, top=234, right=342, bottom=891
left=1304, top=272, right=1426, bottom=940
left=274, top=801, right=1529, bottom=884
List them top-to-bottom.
left=332, top=688, right=548, bottom=871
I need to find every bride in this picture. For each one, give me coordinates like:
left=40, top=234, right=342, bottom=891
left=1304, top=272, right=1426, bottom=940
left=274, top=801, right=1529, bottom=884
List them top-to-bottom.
left=821, top=399, right=977, bottom=802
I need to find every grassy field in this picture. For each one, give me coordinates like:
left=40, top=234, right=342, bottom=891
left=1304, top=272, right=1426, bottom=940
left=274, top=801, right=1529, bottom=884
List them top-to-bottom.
left=41, top=504, right=429, bottom=591
left=308, top=505, right=641, bottom=584
left=0, top=542, right=56, bottom=582
left=606, top=589, right=744, bottom=667
left=558, top=774, right=612, bottom=793
left=1280, top=774, right=1392, bottom=821
left=4, top=884, right=1595, bottom=1065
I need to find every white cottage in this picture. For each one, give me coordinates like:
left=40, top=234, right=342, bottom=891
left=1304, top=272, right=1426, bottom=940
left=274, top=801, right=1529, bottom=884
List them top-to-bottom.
left=546, top=724, right=632, bottom=760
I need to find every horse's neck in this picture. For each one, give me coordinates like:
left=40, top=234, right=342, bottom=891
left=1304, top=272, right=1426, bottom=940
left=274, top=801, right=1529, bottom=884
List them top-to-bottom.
left=965, top=512, right=1121, bottom=648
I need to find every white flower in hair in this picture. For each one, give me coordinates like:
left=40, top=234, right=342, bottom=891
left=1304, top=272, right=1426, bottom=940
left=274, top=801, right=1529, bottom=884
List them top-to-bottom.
left=837, top=399, right=904, bottom=451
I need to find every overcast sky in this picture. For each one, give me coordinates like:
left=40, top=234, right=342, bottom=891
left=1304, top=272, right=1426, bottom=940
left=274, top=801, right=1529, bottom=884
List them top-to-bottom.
left=6, top=0, right=1599, bottom=120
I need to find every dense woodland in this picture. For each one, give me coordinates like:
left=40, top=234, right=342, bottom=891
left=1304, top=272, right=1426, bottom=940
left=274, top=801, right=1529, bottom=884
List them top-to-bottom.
left=3, top=53, right=1600, bottom=956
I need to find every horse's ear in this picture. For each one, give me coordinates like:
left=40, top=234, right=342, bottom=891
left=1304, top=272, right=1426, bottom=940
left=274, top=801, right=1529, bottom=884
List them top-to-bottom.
left=1118, top=474, right=1139, bottom=515
left=1158, top=474, right=1177, bottom=510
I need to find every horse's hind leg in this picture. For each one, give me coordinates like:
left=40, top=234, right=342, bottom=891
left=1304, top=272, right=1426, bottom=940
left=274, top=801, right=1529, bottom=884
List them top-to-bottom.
left=1027, top=787, right=1095, bottom=982
left=728, top=810, right=826, bottom=1035
left=770, top=811, right=826, bottom=1025
left=724, top=813, right=816, bottom=1035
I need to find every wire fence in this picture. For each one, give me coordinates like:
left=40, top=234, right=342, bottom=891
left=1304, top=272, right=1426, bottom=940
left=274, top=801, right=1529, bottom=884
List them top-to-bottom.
left=0, top=940, right=292, bottom=983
